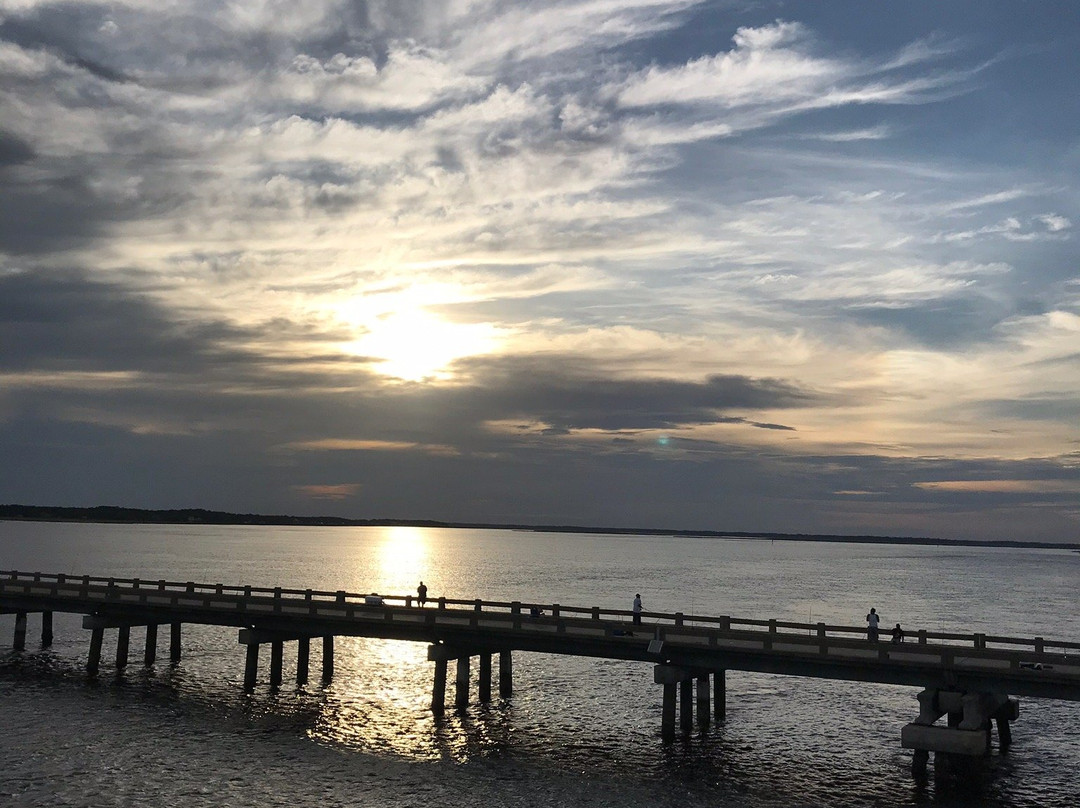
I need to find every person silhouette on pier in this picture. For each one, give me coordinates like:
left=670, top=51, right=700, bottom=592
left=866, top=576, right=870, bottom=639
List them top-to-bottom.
left=417, top=581, right=428, bottom=607
left=633, top=593, right=643, bottom=625
left=866, top=607, right=880, bottom=642
left=891, top=623, right=904, bottom=644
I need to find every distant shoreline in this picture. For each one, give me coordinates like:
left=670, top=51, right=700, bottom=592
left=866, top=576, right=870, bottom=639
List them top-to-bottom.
left=2, top=504, right=1078, bottom=551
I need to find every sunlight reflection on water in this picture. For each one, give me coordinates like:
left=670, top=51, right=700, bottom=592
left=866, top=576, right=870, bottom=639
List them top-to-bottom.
left=2, top=522, right=1079, bottom=807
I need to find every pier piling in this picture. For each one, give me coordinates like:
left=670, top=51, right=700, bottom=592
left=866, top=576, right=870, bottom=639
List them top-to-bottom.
left=13, top=611, right=27, bottom=651
left=41, top=611, right=53, bottom=646
left=170, top=623, right=182, bottom=663
left=144, top=624, right=157, bottom=665
left=116, top=625, right=130, bottom=668
left=87, top=626, right=104, bottom=675
left=322, top=635, right=334, bottom=680
left=297, top=637, right=310, bottom=685
left=270, top=640, right=284, bottom=688
left=244, top=643, right=259, bottom=691
left=499, top=650, right=513, bottom=698
left=479, top=653, right=492, bottom=702
left=455, top=656, right=470, bottom=709
left=432, top=657, right=448, bottom=714
left=714, top=669, right=726, bottom=720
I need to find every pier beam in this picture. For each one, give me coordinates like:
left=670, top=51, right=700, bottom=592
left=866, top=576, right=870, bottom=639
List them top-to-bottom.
left=13, top=611, right=27, bottom=651
left=41, top=611, right=53, bottom=646
left=170, top=623, right=182, bottom=663
left=144, top=624, right=157, bottom=666
left=116, top=625, right=131, bottom=668
left=87, top=626, right=104, bottom=675
left=322, top=635, right=334, bottom=680
left=297, top=637, right=310, bottom=685
left=270, top=640, right=284, bottom=688
left=244, top=643, right=260, bottom=691
left=499, top=650, right=513, bottom=698
left=479, top=653, right=492, bottom=703
left=455, top=656, right=470, bottom=709
left=432, top=658, right=448, bottom=714
left=714, top=669, right=726, bottom=720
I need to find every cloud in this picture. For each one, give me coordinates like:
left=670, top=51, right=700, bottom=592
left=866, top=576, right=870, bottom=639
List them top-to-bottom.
left=913, top=480, right=1080, bottom=494
left=293, top=483, right=362, bottom=500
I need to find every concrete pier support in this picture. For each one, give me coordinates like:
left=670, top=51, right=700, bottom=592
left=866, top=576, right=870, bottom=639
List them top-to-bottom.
left=13, top=611, right=27, bottom=650
left=41, top=611, right=53, bottom=646
left=170, top=623, right=182, bottom=662
left=144, top=624, right=157, bottom=665
left=116, top=625, right=131, bottom=668
left=87, top=626, right=104, bottom=675
left=322, top=635, right=334, bottom=680
left=297, top=637, right=310, bottom=685
left=270, top=640, right=284, bottom=688
left=244, top=643, right=260, bottom=691
left=499, top=650, right=513, bottom=698
left=479, top=653, right=492, bottom=703
left=455, top=656, right=470, bottom=709
left=432, top=658, right=448, bottom=714
left=656, top=664, right=702, bottom=739
left=714, top=669, right=726, bottom=720
left=696, top=675, right=711, bottom=727
left=679, top=679, right=693, bottom=732
left=661, top=683, right=677, bottom=741
left=902, top=688, right=1018, bottom=768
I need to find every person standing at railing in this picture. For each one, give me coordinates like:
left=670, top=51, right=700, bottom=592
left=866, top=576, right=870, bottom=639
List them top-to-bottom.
left=417, top=581, right=428, bottom=607
left=633, top=593, right=643, bottom=625
left=866, top=607, right=880, bottom=642
left=891, top=623, right=904, bottom=644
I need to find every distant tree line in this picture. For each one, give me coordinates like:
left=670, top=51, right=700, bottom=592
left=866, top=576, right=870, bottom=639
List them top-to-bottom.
left=1, top=504, right=1076, bottom=550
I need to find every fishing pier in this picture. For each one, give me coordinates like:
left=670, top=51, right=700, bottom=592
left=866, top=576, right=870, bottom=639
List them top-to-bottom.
left=3, top=570, right=1079, bottom=772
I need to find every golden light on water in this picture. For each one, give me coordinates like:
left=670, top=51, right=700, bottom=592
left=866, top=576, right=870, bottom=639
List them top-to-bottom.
left=375, top=525, right=431, bottom=594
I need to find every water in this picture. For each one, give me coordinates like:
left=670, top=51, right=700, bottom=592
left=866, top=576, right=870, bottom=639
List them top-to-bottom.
left=2, top=521, right=1078, bottom=807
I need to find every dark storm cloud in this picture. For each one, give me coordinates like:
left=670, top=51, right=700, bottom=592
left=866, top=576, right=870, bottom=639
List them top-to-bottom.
left=0, top=130, right=35, bottom=166
left=0, top=269, right=256, bottom=373
left=448, top=354, right=814, bottom=430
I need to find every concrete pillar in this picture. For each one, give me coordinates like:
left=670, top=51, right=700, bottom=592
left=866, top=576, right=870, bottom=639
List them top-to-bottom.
left=13, top=611, right=27, bottom=651
left=41, top=611, right=53, bottom=646
left=170, top=623, right=182, bottom=662
left=144, top=624, right=157, bottom=665
left=116, top=625, right=130, bottom=668
left=88, top=627, right=104, bottom=675
left=322, top=635, right=334, bottom=680
left=297, top=637, right=310, bottom=685
left=270, top=640, right=284, bottom=688
left=244, top=643, right=260, bottom=691
left=499, top=650, right=513, bottom=698
left=479, top=653, right=492, bottom=702
left=455, top=656, right=470, bottom=709
left=432, top=658, right=448, bottom=714
left=714, top=669, right=726, bottom=720
left=696, top=675, right=710, bottom=727
left=679, top=679, right=693, bottom=732
left=661, top=683, right=677, bottom=741
left=996, top=716, right=1012, bottom=747
left=912, top=748, right=930, bottom=775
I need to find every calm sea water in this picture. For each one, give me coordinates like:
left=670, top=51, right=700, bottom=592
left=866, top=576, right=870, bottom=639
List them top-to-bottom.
left=2, top=521, right=1078, bottom=807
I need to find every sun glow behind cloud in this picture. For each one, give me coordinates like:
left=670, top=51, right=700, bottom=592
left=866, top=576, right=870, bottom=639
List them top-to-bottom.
left=337, top=287, right=503, bottom=381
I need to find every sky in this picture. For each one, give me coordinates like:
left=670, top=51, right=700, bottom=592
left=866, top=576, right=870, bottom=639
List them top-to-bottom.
left=1, top=1, right=1078, bottom=542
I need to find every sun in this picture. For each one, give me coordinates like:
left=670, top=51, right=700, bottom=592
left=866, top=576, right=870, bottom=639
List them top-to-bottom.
left=338, top=288, right=500, bottom=381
